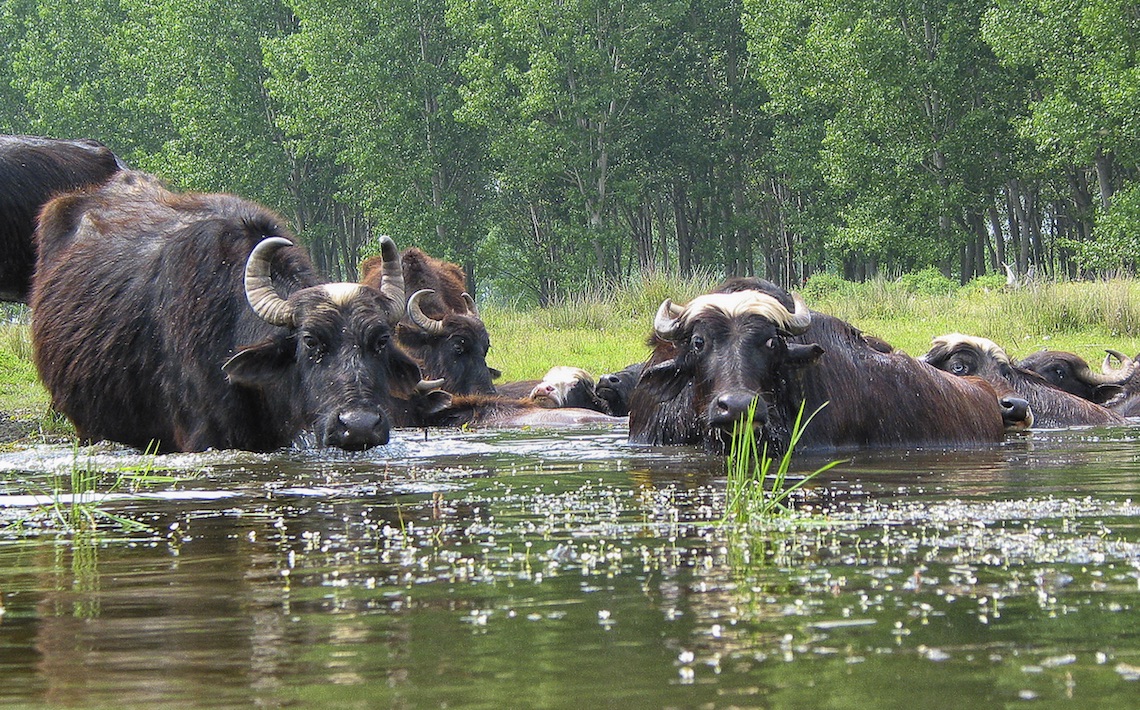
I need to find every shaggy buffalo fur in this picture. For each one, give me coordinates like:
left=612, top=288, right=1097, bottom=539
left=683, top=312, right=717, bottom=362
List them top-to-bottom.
left=32, top=171, right=421, bottom=453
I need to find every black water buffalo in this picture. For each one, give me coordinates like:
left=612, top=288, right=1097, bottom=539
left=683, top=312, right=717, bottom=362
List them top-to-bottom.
left=1, top=135, right=126, bottom=301
left=31, top=171, right=426, bottom=453
left=360, top=247, right=499, bottom=395
left=627, top=279, right=1020, bottom=455
left=923, top=334, right=1127, bottom=428
left=1017, top=348, right=1140, bottom=417
left=595, top=363, right=643, bottom=417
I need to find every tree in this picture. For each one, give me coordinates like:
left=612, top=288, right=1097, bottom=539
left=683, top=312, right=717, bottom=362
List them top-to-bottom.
left=267, top=0, right=490, bottom=284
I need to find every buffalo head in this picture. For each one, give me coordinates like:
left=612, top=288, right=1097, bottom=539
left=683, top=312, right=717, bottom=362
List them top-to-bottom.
left=223, top=235, right=421, bottom=450
left=632, top=287, right=821, bottom=452
left=396, top=288, right=499, bottom=395
left=1017, top=349, right=1128, bottom=404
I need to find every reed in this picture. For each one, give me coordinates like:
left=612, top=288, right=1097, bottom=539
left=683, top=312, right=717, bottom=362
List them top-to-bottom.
left=721, top=401, right=843, bottom=524
left=23, top=442, right=189, bottom=534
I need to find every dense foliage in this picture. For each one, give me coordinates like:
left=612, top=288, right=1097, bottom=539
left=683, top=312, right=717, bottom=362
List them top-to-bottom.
left=1, top=0, right=1136, bottom=302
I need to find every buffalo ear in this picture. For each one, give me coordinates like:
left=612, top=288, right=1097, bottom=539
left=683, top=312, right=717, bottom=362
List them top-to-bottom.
left=223, top=338, right=294, bottom=388
left=786, top=342, right=825, bottom=366
left=387, top=346, right=426, bottom=396
left=636, top=358, right=690, bottom=402
left=489, top=367, right=503, bottom=380
left=1094, top=383, right=1124, bottom=402
left=413, top=388, right=453, bottom=418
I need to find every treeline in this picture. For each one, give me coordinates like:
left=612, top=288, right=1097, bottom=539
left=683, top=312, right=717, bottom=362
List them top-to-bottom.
left=0, top=0, right=1136, bottom=303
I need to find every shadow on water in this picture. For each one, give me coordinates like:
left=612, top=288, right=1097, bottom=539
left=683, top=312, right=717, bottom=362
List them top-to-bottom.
left=1, top=423, right=1139, bottom=707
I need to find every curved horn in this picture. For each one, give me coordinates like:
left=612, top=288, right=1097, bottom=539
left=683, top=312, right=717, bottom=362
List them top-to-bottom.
left=376, top=235, right=405, bottom=323
left=244, top=237, right=296, bottom=327
left=408, top=289, right=446, bottom=335
left=461, top=292, right=479, bottom=317
left=783, top=292, right=812, bottom=335
left=653, top=299, right=686, bottom=341
left=1103, top=348, right=1135, bottom=372
left=1071, top=357, right=1130, bottom=385
left=416, top=378, right=446, bottom=394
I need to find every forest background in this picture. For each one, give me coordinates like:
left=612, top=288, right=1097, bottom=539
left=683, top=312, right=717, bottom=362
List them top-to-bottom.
left=1, top=0, right=1137, bottom=306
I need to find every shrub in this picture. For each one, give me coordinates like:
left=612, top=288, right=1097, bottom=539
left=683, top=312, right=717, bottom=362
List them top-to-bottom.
left=895, top=267, right=958, bottom=295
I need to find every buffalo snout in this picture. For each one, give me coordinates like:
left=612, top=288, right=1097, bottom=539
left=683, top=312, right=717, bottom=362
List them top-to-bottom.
left=708, top=391, right=764, bottom=431
left=999, top=395, right=1033, bottom=431
left=323, top=409, right=390, bottom=450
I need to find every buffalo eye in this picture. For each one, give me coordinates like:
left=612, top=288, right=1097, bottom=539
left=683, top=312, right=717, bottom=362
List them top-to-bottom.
left=369, top=332, right=390, bottom=354
left=302, top=334, right=326, bottom=360
left=691, top=334, right=706, bottom=353
left=764, top=337, right=777, bottom=349
left=452, top=338, right=468, bottom=356
left=950, top=359, right=970, bottom=375
left=1051, top=367, right=1066, bottom=381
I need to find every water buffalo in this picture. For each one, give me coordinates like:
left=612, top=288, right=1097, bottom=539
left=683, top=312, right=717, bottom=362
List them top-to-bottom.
left=1, top=135, right=126, bottom=301
left=31, top=171, right=427, bottom=453
left=360, top=247, right=499, bottom=395
left=627, top=279, right=1020, bottom=455
left=923, top=334, right=1127, bottom=428
left=1017, top=348, right=1140, bottom=416
left=595, top=363, right=644, bottom=417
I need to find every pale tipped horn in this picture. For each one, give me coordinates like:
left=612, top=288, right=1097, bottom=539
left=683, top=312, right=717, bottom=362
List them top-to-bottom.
left=376, top=235, right=405, bottom=323
left=244, top=237, right=296, bottom=327
left=408, top=289, right=446, bottom=335
left=461, top=292, right=479, bottom=317
left=783, top=292, right=812, bottom=335
left=653, top=299, right=686, bottom=341
left=1104, top=348, right=1135, bottom=372
left=1073, top=358, right=1129, bottom=385
left=416, top=378, right=447, bottom=393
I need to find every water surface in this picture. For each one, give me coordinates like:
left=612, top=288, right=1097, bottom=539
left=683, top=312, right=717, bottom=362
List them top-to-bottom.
left=1, top=425, right=1139, bottom=708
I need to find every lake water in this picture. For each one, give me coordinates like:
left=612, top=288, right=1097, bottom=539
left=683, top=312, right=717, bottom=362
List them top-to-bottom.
left=1, top=424, right=1139, bottom=708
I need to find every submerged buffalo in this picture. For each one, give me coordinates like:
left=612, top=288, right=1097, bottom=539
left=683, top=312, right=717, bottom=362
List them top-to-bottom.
left=1, top=135, right=126, bottom=301
left=31, top=171, right=426, bottom=453
left=628, top=279, right=1024, bottom=454
left=923, top=334, right=1126, bottom=428
left=1018, top=348, right=1140, bottom=417
left=595, top=363, right=644, bottom=417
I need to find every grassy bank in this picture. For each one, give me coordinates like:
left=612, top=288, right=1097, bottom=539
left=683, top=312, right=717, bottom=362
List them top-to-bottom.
left=4, top=274, right=1140, bottom=438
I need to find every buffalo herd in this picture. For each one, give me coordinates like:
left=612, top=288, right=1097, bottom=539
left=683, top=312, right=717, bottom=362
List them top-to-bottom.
left=5, top=134, right=1140, bottom=454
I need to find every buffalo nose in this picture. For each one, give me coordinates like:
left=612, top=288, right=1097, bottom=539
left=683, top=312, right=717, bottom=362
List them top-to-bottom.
left=602, top=374, right=620, bottom=385
left=708, top=392, right=764, bottom=430
left=999, top=396, right=1033, bottom=430
left=327, top=410, right=389, bottom=450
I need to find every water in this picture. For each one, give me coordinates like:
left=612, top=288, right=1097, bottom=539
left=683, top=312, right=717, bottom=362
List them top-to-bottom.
left=1, top=425, right=1139, bottom=708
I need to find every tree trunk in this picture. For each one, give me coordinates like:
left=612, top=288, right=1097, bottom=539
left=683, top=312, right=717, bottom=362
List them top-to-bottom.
left=1095, top=147, right=1114, bottom=210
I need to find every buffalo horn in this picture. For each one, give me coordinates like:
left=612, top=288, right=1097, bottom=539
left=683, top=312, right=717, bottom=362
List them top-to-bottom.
left=376, top=235, right=406, bottom=323
left=244, top=237, right=296, bottom=327
left=408, top=289, right=446, bottom=335
left=462, top=292, right=479, bottom=317
left=783, top=292, right=812, bottom=335
left=653, top=299, right=686, bottom=341
left=1102, top=349, right=1137, bottom=378
left=416, top=378, right=447, bottom=393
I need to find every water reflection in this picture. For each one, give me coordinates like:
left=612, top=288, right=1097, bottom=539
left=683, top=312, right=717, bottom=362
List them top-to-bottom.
left=1, top=425, right=1139, bottom=706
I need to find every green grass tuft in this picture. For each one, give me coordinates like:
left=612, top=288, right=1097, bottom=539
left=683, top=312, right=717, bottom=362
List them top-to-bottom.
left=721, top=401, right=843, bottom=523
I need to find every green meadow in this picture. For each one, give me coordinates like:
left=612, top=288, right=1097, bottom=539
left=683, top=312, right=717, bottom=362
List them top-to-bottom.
left=5, top=273, right=1140, bottom=439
